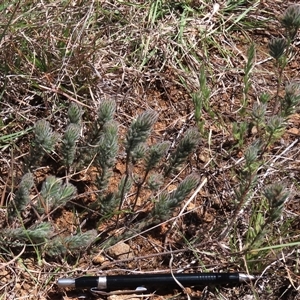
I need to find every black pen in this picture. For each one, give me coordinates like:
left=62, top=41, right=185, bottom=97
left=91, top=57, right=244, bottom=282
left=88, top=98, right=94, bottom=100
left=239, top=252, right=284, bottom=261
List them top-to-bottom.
left=57, top=272, right=255, bottom=290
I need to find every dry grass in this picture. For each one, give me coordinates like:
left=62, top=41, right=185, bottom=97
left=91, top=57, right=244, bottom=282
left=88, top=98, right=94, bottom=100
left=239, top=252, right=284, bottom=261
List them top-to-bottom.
left=1, top=0, right=300, bottom=299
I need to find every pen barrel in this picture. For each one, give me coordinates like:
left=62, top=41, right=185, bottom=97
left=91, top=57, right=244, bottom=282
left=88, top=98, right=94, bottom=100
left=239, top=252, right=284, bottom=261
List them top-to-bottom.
left=106, top=273, right=240, bottom=289
left=75, top=276, right=100, bottom=288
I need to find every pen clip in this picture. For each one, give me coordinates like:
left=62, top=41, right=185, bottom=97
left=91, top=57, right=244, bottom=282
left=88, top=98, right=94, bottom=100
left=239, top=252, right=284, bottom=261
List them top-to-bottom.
left=90, top=286, right=147, bottom=296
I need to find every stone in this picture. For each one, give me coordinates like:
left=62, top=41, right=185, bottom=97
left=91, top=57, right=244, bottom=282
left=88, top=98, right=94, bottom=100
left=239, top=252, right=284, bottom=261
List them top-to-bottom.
left=107, top=242, right=134, bottom=260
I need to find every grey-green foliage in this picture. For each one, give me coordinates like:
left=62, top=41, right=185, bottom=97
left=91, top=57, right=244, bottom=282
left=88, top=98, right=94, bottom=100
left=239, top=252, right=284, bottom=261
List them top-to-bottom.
left=281, top=4, right=300, bottom=40
left=234, top=5, right=300, bottom=153
left=267, top=5, right=300, bottom=117
left=228, top=6, right=299, bottom=242
left=269, top=37, right=287, bottom=60
left=281, top=82, right=300, bottom=117
left=248, top=83, right=299, bottom=153
left=259, top=93, right=271, bottom=104
left=249, top=97, right=287, bottom=153
left=233, top=98, right=269, bottom=149
left=88, top=99, right=116, bottom=149
left=97, top=99, right=116, bottom=127
left=82, top=100, right=118, bottom=194
left=62, top=103, right=82, bottom=167
left=68, top=103, right=83, bottom=125
left=252, top=103, right=267, bottom=125
left=13, top=104, right=201, bottom=254
left=116, top=110, right=158, bottom=213
left=125, top=110, right=158, bottom=155
left=266, top=116, right=285, bottom=138
left=26, top=119, right=59, bottom=170
left=33, top=119, right=59, bottom=153
left=96, top=120, right=119, bottom=191
left=97, top=121, right=119, bottom=169
left=232, top=121, right=248, bottom=148
left=62, top=123, right=81, bottom=167
left=165, top=128, right=200, bottom=176
left=131, top=141, right=170, bottom=210
left=220, top=141, right=261, bottom=240
left=243, top=141, right=261, bottom=172
left=145, top=142, right=170, bottom=172
left=131, top=143, right=147, bottom=163
left=7, top=173, right=34, bottom=222
left=147, top=173, right=164, bottom=191
left=99, top=174, right=133, bottom=214
left=102, top=174, right=200, bottom=249
left=153, top=174, right=199, bottom=221
left=169, top=174, right=199, bottom=207
left=36, top=176, right=76, bottom=214
left=264, top=183, right=289, bottom=222
left=245, top=184, right=290, bottom=251
left=2, top=221, right=96, bottom=258
left=3, top=222, right=52, bottom=245
left=45, top=229, right=97, bottom=257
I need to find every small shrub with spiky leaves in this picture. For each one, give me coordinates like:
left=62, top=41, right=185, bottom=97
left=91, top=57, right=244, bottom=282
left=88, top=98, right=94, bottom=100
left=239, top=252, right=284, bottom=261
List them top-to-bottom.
left=280, top=4, right=300, bottom=41
left=232, top=5, right=300, bottom=153
left=268, top=5, right=300, bottom=113
left=223, top=6, right=300, bottom=269
left=268, top=37, right=287, bottom=61
left=281, top=81, right=300, bottom=117
left=77, top=99, right=117, bottom=168
left=89, top=99, right=116, bottom=147
left=96, top=99, right=116, bottom=128
left=4, top=102, right=202, bottom=257
left=62, top=103, right=82, bottom=169
left=68, top=103, right=83, bottom=125
left=85, top=109, right=201, bottom=245
left=117, top=110, right=158, bottom=213
left=125, top=110, right=158, bottom=154
left=25, top=120, right=59, bottom=171
left=33, top=120, right=59, bottom=153
left=95, top=120, right=119, bottom=193
left=62, top=124, right=81, bottom=169
left=164, top=128, right=200, bottom=176
left=131, top=141, right=170, bottom=209
left=219, top=141, right=261, bottom=240
left=7, top=172, right=34, bottom=223
left=101, top=174, right=200, bottom=249
left=153, top=174, right=199, bottom=222
left=3, top=175, right=78, bottom=256
left=98, top=175, right=133, bottom=216
left=36, top=176, right=77, bottom=215
left=245, top=183, right=290, bottom=270
left=264, top=183, right=289, bottom=223
left=2, top=222, right=52, bottom=246
left=44, top=229, right=97, bottom=257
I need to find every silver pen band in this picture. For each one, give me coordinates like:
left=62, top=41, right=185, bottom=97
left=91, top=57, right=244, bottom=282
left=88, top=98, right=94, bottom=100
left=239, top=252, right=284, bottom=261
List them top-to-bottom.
left=239, top=273, right=255, bottom=282
left=97, top=276, right=107, bottom=289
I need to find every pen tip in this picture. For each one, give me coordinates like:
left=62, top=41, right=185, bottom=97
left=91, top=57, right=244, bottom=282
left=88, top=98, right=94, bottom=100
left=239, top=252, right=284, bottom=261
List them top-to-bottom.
left=57, top=278, right=76, bottom=288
